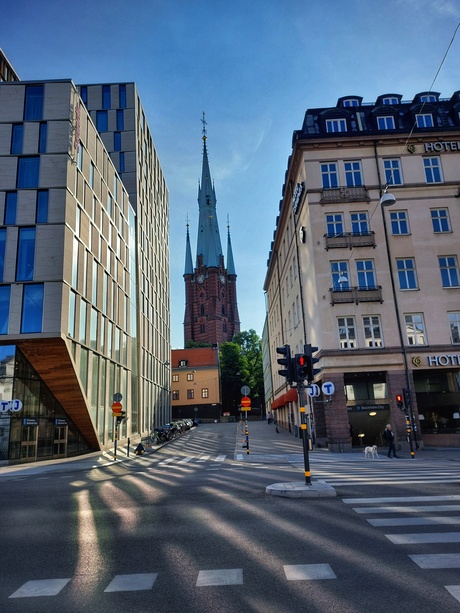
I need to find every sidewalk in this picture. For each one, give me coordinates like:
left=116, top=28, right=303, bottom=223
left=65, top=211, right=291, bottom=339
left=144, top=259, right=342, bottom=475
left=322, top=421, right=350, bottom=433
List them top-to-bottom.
left=1, top=421, right=460, bottom=478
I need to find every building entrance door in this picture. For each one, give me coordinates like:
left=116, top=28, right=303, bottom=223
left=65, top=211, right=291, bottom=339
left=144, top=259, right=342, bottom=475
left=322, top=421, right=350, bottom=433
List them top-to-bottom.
left=21, top=425, right=38, bottom=462
left=53, top=425, right=67, bottom=458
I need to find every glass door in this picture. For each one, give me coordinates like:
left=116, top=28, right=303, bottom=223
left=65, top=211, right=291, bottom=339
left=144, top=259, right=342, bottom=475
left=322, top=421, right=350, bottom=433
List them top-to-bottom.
left=21, top=425, right=38, bottom=462
left=53, top=425, right=67, bottom=458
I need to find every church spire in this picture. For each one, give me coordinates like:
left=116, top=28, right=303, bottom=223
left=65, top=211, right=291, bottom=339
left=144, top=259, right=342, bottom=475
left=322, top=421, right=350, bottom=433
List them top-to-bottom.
left=196, top=113, right=223, bottom=268
left=184, top=216, right=194, bottom=275
left=226, top=216, right=236, bottom=276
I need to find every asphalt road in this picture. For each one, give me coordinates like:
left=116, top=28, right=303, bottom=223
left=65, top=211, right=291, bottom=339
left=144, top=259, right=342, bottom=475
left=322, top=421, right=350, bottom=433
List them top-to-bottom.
left=1, top=422, right=460, bottom=612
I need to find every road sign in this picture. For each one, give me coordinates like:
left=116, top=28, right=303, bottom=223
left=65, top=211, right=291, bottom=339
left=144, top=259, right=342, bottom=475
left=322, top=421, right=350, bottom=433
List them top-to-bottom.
left=322, top=382, right=335, bottom=395
left=307, top=384, right=321, bottom=397
left=241, top=385, right=250, bottom=396
left=113, top=392, right=123, bottom=402
left=241, top=396, right=251, bottom=408
left=112, top=401, right=123, bottom=415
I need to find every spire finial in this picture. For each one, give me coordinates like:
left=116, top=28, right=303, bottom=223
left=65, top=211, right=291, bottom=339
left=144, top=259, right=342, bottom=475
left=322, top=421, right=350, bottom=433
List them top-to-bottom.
left=201, top=111, right=207, bottom=142
left=227, top=214, right=230, bottom=233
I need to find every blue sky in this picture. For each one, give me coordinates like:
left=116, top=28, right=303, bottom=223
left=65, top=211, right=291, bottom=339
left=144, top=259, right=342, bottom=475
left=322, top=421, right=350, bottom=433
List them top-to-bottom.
left=2, top=0, right=460, bottom=348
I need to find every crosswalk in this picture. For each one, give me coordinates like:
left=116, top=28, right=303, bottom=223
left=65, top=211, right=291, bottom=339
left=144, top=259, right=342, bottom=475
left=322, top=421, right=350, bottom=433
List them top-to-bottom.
left=298, top=458, right=460, bottom=487
left=343, top=494, right=460, bottom=604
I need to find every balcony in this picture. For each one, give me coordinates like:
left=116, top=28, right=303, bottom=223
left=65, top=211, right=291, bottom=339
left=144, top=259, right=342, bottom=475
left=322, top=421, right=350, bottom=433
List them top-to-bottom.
left=321, top=186, right=370, bottom=203
left=325, top=231, right=375, bottom=250
left=330, top=285, right=383, bottom=305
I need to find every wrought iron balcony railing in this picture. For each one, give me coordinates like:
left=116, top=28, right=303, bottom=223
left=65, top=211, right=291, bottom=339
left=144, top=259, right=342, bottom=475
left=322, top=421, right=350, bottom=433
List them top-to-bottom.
left=321, top=186, right=370, bottom=203
left=324, top=231, right=375, bottom=250
left=329, top=285, right=383, bottom=305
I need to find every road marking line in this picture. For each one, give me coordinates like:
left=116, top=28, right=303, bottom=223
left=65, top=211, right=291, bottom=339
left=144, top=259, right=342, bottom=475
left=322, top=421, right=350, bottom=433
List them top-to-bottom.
left=215, top=455, right=226, bottom=462
left=178, top=457, right=194, bottom=464
left=344, top=495, right=460, bottom=504
left=353, top=505, right=460, bottom=514
left=368, top=516, right=460, bottom=527
left=387, top=532, right=460, bottom=544
left=410, top=554, right=460, bottom=569
left=284, top=564, right=336, bottom=581
left=196, top=569, right=243, bottom=587
left=104, top=573, right=158, bottom=592
left=9, top=578, right=71, bottom=598
left=445, top=586, right=460, bottom=602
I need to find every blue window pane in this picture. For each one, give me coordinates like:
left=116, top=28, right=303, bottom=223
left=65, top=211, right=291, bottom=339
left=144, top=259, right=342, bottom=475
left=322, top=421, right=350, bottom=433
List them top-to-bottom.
left=119, top=84, right=126, bottom=109
left=24, top=85, right=44, bottom=120
left=102, top=85, right=111, bottom=109
left=80, top=86, right=87, bottom=105
left=116, top=109, right=124, bottom=131
left=96, top=111, right=108, bottom=132
left=39, top=123, right=47, bottom=153
left=11, top=124, right=23, bottom=154
left=114, top=132, right=121, bottom=151
left=17, top=157, right=40, bottom=188
left=36, top=190, right=49, bottom=223
left=5, top=192, right=17, bottom=224
left=16, top=227, right=36, bottom=281
left=0, top=229, right=7, bottom=282
left=21, top=284, right=44, bottom=333
left=0, top=285, right=11, bottom=334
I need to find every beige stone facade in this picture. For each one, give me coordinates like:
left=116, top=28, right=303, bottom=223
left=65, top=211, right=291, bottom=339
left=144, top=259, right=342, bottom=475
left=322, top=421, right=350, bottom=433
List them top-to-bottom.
left=264, top=91, right=460, bottom=451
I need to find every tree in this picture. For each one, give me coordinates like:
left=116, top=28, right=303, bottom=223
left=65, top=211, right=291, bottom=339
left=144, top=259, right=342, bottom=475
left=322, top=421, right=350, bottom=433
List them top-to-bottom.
left=233, top=330, right=264, bottom=407
left=219, top=342, right=245, bottom=415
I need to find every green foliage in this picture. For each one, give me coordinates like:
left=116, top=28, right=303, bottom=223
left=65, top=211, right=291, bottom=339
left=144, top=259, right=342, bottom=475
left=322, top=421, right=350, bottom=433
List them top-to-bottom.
left=185, top=340, right=213, bottom=349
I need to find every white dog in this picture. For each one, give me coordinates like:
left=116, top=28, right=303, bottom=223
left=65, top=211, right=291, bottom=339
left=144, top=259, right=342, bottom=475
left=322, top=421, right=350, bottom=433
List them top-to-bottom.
left=364, top=445, right=379, bottom=459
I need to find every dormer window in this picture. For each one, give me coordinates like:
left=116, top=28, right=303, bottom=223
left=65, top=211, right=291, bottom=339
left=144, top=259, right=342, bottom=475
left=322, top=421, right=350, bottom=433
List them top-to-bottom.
left=420, top=94, right=437, bottom=103
left=382, top=97, right=399, bottom=105
left=342, top=99, right=359, bottom=107
left=416, top=113, right=434, bottom=128
left=377, top=116, right=395, bottom=130
left=326, top=118, right=347, bottom=133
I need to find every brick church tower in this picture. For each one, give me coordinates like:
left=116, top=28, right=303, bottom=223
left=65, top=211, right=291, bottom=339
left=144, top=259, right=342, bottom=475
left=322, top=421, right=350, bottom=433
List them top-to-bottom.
left=183, top=117, right=240, bottom=346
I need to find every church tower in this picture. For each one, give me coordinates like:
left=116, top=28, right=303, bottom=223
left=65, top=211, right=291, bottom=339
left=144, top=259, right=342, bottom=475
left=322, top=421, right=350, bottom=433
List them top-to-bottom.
left=183, top=116, right=240, bottom=346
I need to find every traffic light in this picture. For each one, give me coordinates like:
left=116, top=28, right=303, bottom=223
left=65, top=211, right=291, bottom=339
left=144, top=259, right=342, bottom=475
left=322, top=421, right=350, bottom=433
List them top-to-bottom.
left=276, top=344, right=292, bottom=383
left=304, top=344, right=320, bottom=383
left=295, top=353, right=308, bottom=382
left=403, top=388, right=411, bottom=408
left=396, top=394, right=403, bottom=409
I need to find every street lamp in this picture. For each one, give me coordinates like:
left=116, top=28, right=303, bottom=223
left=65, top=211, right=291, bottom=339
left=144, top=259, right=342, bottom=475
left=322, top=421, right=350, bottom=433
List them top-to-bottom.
left=380, top=190, right=416, bottom=456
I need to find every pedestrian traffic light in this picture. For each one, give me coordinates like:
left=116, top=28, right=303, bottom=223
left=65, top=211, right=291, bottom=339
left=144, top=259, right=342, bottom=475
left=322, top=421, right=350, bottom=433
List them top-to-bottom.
left=276, top=344, right=292, bottom=383
left=304, top=344, right=320, bottom=383
left=295, top=353, right=309, bottom=381
left=403, top=388, right=411, bottom=408
left=396, top=394, right=403, bottom=409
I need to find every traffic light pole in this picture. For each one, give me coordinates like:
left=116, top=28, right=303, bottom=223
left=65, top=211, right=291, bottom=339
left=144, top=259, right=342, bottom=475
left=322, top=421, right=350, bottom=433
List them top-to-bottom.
left=298, top=382, right=311, bottom=485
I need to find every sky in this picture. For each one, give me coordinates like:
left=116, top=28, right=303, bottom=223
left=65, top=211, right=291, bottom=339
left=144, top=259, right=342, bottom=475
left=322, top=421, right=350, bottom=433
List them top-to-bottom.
left=2, top=0, right=460, bottom=348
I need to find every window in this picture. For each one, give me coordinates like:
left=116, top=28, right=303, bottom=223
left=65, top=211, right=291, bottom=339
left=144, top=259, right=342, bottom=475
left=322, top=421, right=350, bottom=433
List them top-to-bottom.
left=119, top=84, right=127, bottom=109
left=24, top=85, right=44, bottom=121
left=102, top=85, right=111, bottom=109
left=80, top=86, right=87, bottom=105
left=420, top=94, right=437, bottom=102
left=382, top=97, right=399, bottom=105
left=342, top=99, right=359, bottom=107
left=116, top=109, right=124, bottom=131
left=96, top=111, right=108, bottom=132
left=416, top=114, right=434, bottom=128
left=377, top=116, right=395, bottom=129
left=326, top=118, right=347, bottom=133
left=39, top=122, right=47, bottom=153
left=11, top=124, right=23, bottom=154
left=114, top=132, right=121, bottom=151
left=77, top=142, right=83, bottom=170
left=17, top=157, right=40, bottom=188
left=424, top=157, right=443, bottom=183
left=384, top=159, right=403, bottom=185
left=344, top=161, right=363, bottom=187
left=90, top=163, right=95, bottom=188
left=321, top=163, right=339, bottom=188
left=36, top=190, right=49, bottom=223
left=4, top=192, right=17, bottom=224
left=431, top=209, right=450, bottom=233
left=390, top=211, right=409, bottom=235
left=350, top=212, right=369, bottom=234
left=326, top=213, right=344, bottom=236
left=16, top=227, right=36, bottom=281
left=0, top=229, right=6, bottom=282
left=439, top=256, right=459, bottom=288
left=397, top=258, right=418, bottom=290
left=356, top=260, right=376, bottom=289
left=331, top=261, right=350, bottom=289
left=21, top=284, right=44, bottom=333
left=0, top=285, right=11, bottom=334
left=68, top=290, right=76, bottom=338
left=79, top=300, right=87, bottom=343
left=90, top=307, right=97, bottom=349
left=449, top=312, right=460, bottom=344
left=405, top=313, right=426, bottom=346
left=363, top=315, right=383, bottom=348
left=338, top=317, right=356, bottom=349
left=187, top=373, right=194, bottom=381
left=172, top=374, right=179, bottom=382
left=202, top=388, right=209, bottom=398
left=187, top=389, right=194, bottom=399
left=172, top=390, right=179, bottom=401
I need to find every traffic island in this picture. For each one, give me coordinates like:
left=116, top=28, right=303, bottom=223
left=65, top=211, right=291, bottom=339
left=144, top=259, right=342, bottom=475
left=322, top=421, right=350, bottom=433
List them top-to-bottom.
left=266, top=480, right=336, bottom=498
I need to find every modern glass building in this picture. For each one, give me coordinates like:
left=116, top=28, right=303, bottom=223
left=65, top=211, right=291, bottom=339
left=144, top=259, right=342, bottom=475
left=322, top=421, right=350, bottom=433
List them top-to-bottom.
left=0, top=76, right=170, bottom=464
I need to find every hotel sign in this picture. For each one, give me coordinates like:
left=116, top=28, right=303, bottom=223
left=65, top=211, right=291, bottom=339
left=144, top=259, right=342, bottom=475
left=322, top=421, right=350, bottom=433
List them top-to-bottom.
left=424, top=141, right=460, bottom=152
left=413, top=354, right=460, bottom=367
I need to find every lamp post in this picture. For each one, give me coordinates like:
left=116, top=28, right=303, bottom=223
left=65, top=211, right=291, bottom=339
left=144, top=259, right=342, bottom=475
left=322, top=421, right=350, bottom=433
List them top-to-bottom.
left=380, top=190, right=416, bottom=458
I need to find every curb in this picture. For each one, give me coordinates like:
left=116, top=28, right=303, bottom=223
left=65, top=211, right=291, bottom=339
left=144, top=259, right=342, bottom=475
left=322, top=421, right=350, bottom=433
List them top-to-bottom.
left=266, top=479, right=337, bottom=498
